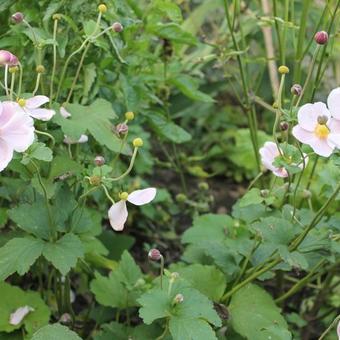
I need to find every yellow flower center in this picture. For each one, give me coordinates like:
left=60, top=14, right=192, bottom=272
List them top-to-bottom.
left=17, top=98, right=26, bottom=107
left=314, top=124, right=329, bottom=139
left=119, top=192, right=129, bottom=200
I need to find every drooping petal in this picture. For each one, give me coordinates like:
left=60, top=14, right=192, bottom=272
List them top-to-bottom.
left=327, top=87, right=340, bottom=120
left=25, top=95, right=49, bottom=109
left=297, top=102, right=330, bottom=131
left=60, top=107, right=71, bottom=118
left=28, top=108, right=55, bottom=121
left=292, top=125, right=315, bottom=144
left=308, top=138, right=334, bottom=157
left=0, top=139, right=14, bottom=172
left=127, top=188, right=157, bottom=206
left=108, top=201, right=128, bottom=231
left=9, top=306, right=34, bottom=326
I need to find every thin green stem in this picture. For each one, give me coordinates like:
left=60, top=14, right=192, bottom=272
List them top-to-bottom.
left=50, top=18, right=59, bottom=104
left=9, top=71, right=15, bottom=100
left=32, top=73, right=41, bottom=96
left=101, top=184, right=115, bottom=205
left=318, top=314, right=340, bottom=340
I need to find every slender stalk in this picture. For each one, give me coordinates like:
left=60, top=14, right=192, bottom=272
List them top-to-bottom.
left=50, top=18, right=59, bottom=104
left=4, top=65, right=9, bottom=96
left=9, top=71, right=15, bottom=100
left=32, top=73, right=41, bottom=95
left=318, top=314, right=340, bottom=340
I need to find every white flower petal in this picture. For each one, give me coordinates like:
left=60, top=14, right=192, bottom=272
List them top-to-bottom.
left=327, top=87, right=340, bottom=120
left=25, top=95, right=49, bottom=109
left=297, top=102, right=330, bottom=131
left=60, top=107, right=71, bottom=118
left=29, top=108, right=55, bottom=121
left=292, top=125, right=315, bottom=144
left=328, top=133, right=340, bottom=149
left=63, top=134, right=88, bottom=144
left=0, top=139, right=14, bottom=172
left=272, top=168, right=288, bottom=178
left=127, top=188, right=157, bottom=206
left=108, top=201, right=128, bottom=231
left=9, top=306, right=34, bottom=326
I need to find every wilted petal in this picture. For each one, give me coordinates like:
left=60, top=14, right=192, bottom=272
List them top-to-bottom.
left=327, top=87, right=340, bottom=120
left=25, top=95, right=49, bottom=109
left=297, top=102, right=330, bottom=131
left=60, top=107, right=71, bottom=118
left=29, top=108, right=55, bottom=121
left=0, top=139, right=14, bottom=172
left=127, top=188, right=157, bottom=206
left=108, top=200, right=128, bottom=231
left=9, top=306, right=34, bottom=326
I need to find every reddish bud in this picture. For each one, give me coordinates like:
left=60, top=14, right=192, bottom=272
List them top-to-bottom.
left=11, top=12, right=24, bottom=24
left=112, top=22, right=123, bottom=33
left=314, top=31, right=328, bottom=45
left=0, top=50, right=19, bottom=66
left=291, top=84, right=302, bottom=96
left=280, top=121, right=289, bottom=131
left=116, top=123, right=128, bottom=135
left=94, top=155, right=105, bottom=166
left=148, top=249, right=162, bottom=261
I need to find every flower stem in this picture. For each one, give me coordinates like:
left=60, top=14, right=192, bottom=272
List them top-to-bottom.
left=49, top=18, right=59, bottom=104
left=318, top=314, right=340, bottom=340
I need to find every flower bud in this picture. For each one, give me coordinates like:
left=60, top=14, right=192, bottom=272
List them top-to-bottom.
left=98, top=4, right=107, bottom=13
left=11, top=12, right=24, bottom=24
left=52, top=14, right=62, bottom=21
left=112, top=22, right=123, bottom=33
left=314, top=31, right=328, bottom=45
left=0, top=50, right=18, bottom=66
left=36, top=65, right=45, bottom=73
left=278, top=65, right=289, bottom=74
left=8, top=66, right=19, bottom=73
left=291, top=84, right=302, bottom=96
left=125, top=111, right=134, bottom=121
left=280, top=121, right=289, bottom=131
left=116, top=123, right=128, bottom=135
left=133, top=138, right=143, bottom=148
left=94, top=155, right=105, bottom=166
left=89, top=175, right=101, bottom=186
left=198, top=182, right=209, bottom=190
left=260, top=189, right=269, bottom=198
left=302, top=189, right=312, bottom=199
left=176, top=193, right=187, bottom=203
left=148, top=248, right=162, bottom=261
left=170, top=272, right=179, bottom=281
left=173, top=294, right=184, bottom=304
left=59, top=313, right=72, bottom=325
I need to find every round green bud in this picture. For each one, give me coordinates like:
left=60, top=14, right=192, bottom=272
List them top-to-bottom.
left=98, top=4, right=107, bottom=13
left=36, top=65, right=45, bottom=73
left=125, top=111, right=134, bottom=121
left=133, top=138, right=143, bottom=148
left=176, top=193, right=187, bottom=203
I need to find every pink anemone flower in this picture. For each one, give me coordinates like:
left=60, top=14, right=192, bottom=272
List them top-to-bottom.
left=0, top=50, right=18, bottom=66
left=16, top=96, right=55, bottom=121
left=0, top=101, right=35, bottom=172
left=292, top=102, right=340, bottom=157
left=259, top=142, right=308, bottom=178
left=108, top=188, right=157, bottom=231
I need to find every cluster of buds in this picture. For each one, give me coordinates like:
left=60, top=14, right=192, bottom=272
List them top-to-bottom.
left=0, top=50, right=18, bottom=66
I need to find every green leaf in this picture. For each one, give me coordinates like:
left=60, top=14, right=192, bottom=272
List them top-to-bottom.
left=148, top=23, right=197, bottom=45
left=83, top=63, right=97, bottom=99
left=169, top=75, right=214, bottom=102
left=54, top=99, right=130, bottom=154
left=147, top=112, right=191, bottom=144
left=21, top=142, right=53, bottom=165
left=49, top=155, right=83, bottom=179
left=239, top=188, right=264, bottom=208
left=8, top=202, right=50, bottom=240
left=0, top=208, right=8, bottom=229
left=42, top=234, right=84, bottom=275
left=0, top=237, right=44, bottom=280
left=115, top=251, right=143, bottom=288
left=170, top=264, right=226, bottom=302
left=0, top=282, right=50, bottom=335
left=229, top=284, right=292, bottom=340
left=169, top=318, right=218, bottom=340
left=31, top=324, right=81, bottom=340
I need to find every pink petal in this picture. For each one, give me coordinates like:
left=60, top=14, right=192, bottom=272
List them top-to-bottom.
left=327, top=87, right=340, bottom=120
left=25, top=95, right=49, bottom=109
left=297, top=102, right=330, bottom=132
left=60, top=107, right=71, bottom=118
left=28, top=108, right=55, bottom=121
left=329, top=118, right=340, bottom=133
left=292, top=125, right=315, bottom=144
left=328, top=133, right=340, bottom=149
left=309, top=138, right=334, bottom=157
left=0, top=139, right=14, bottom=172
left=259, top=142, right=281, bottom=173
left=273, top=168, right=288, bottom=178
left=127, top=188, right=157, bottom=206
left=108, top=201, right=128, bottom=231
left=9, top=306, right=34, bottom=326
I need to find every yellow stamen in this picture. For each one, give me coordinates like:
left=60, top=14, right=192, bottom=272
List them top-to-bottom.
left=17, top=98, right=26, bottom=107
left=314, top=124, right=329, bottom=139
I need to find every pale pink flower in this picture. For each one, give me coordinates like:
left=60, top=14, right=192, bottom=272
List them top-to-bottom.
left=0, top=50, right=18, bottom=66
left=16, top=96, right=55, bottom=121
left=0, top=101, right=35, bottom=172
left=292, top=102, right=340, bottom=157
left=63, top=134, right=88, bottom=144
left=259, top=142, right=308, bottom=178
left=108, top=188, right=157, bottom=231
left=9, top=306, right=34, bottom=325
